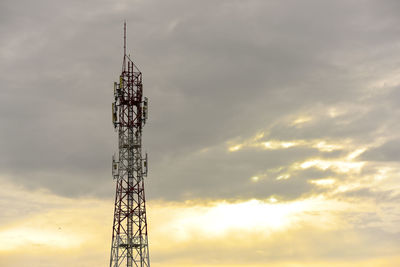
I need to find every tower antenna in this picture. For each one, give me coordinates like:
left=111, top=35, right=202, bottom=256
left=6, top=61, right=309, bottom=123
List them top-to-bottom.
left=122, top=21, right=127, bottom=72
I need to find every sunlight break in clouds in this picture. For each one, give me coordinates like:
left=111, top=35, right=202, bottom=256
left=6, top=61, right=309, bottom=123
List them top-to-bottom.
left=291, top=115, right=313, bottom=126
left=227, top=133, right=348, bottom=153
left=298, top=148, right=367, bottom=174
left=299, top=159, right=365, bottom=173
left=2, top=178, right=399, bottom=266
left=152, top=197, right=341, bottom=240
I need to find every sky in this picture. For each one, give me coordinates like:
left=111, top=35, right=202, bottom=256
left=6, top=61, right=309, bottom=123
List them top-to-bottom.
left=0, top=0, right=400, bottom=266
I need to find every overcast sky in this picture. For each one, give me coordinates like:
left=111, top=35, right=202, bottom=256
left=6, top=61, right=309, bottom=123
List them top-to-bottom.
left=1, top=0, right=400, bottom=266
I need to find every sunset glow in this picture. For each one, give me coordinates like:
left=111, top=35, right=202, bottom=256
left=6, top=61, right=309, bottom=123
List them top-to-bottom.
left=1, top=0, right=400, bottom=266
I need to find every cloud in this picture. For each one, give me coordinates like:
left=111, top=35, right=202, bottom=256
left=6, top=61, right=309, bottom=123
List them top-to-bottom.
left=0, top=0, right=399, bottom=201
left=1, top=1, right=400, bottom=264
left=362, top=138, right=400, bottom=161
left=0, top=181, right=399, bottom=266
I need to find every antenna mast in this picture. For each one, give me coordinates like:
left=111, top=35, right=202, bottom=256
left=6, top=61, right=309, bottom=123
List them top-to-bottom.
left=123, top=21, right=127, bottom=72
left=110, top=23, right=150, bottom=267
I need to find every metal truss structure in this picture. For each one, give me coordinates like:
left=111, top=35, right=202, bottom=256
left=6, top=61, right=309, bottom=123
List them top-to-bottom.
left=110, top=22, right=150, bottom=267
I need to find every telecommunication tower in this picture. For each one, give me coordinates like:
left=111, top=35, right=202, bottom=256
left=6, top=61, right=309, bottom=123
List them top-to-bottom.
left=110, top=22, right=150, bottom=267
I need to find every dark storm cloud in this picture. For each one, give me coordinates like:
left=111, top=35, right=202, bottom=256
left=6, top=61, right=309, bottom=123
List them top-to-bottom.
left=1, top=0, right=400, bottom=199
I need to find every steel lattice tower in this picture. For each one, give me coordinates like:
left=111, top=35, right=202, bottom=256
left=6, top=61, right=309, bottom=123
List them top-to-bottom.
left=110, top=22, right=150, bottom=267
